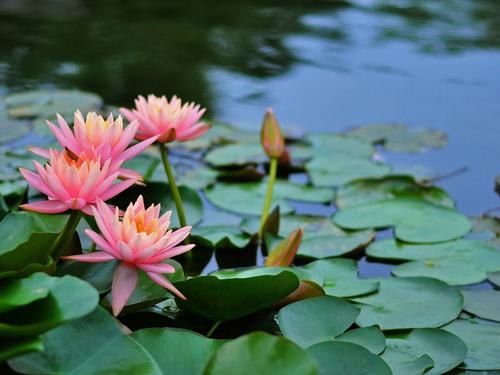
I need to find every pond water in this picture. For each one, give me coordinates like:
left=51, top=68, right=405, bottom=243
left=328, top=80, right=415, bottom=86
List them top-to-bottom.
left=0, top=0, right=499, bottom=214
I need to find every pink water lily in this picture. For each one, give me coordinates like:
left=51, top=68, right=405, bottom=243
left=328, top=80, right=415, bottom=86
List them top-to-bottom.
left=120, top=94, right=210, bottom=143
left=30, top=110, right=158, bottom=180
left=20, top=150, right=138, bottom=215
left=63, top=196, right=194, bottom=316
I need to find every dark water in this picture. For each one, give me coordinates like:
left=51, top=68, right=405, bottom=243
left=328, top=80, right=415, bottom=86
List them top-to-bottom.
left=1, top=0, right=499, bottom=214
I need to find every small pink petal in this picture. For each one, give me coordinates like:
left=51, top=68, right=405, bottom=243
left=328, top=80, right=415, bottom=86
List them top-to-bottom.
left=28, top=146, right=50, bottom=158
left=20, top=200, right=68, bottom=214
left=62, top=251, right=116, bottom=263
left=111, top=263, right=138, bottom=316
left=138, top=263, right=176, bottom=274
left=146, top=272, right=186, bottom=300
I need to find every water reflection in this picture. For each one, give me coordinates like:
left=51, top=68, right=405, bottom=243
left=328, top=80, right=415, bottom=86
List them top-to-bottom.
left=1, top=0, right=499, bottom=107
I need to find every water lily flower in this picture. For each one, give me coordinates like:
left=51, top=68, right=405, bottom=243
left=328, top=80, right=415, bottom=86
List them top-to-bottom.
left=120, top=94, right=210, bottom=143
left=30, top=110, right=158, bottom=180
left=20, top=149, right=138, bottom=215
left=63, top=196, right=194, bottom=316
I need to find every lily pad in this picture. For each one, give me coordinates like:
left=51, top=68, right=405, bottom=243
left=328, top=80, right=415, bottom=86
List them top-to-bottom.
left=4, top=90, right=102, bottom=119
left=179, top=122, right=255, bottom=150
left=344, top=124, right=407, bottom=144
left=384, top=128, right=447, bottom=153
left=308, top=134, right=375, bottom=159
left=205, top=142, right=311, bottom=167
left=306, top=156, right=390, bottom=187
left=335, top=175, right=454, bottom=209
left=205, top=180, right=334, bottom=216
left=334, top=198, right=471, bottom=243
left=0, top=212, right=68, bottom=277
left=191, top=226, right=253, bottom=248
left=297, top=230, right=375, bottom=259
left=368, top=239, right=500, bottom=285
left=303, top=259, right=379, bottom=298
left=174, top=271, right=300, bottom=321
left=488, top=271, right=500, bottom=287
left=0, top=273, right=98, bottom=338
left=352, top=277, right=463, bottom=330
left=462, top=289, right=500, bottom=322
left=278, top=296, right=360, bottom=348
left=8, top=306, right=161, bottom=375
left=443, top=318, right=500, bottom=371
left=335, top=326, right=385, bottom=355
left=132, top=328, right=224, bottom=375
left=383, top=328, right=467, bottom=375
left=205, top=332, right=318, bottom=375
left=0, top=337, right=43, bottom=362
left=307, top=341, right=392, bottom=375
left=381, top=349, right=433, bottom=375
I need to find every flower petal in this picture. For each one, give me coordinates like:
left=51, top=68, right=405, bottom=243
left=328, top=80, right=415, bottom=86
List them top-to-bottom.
left=20, top=200, right=68, bottom=214
left=62, top=251, right=115, bottom=263
left=111, top=263, right=138, bottom=316
left=138, top=263, right=176, bottom=274
left=146, top=272, right=186, bottom=300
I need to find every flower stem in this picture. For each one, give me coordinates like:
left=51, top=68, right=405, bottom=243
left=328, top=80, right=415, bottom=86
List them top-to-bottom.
left=159, top=143, right=188, bottom=228
left=259, top=157, right=278, bottom=238
left=50, top=210, right=82, bottom=260
left=206, top=321, right=221, bottom=338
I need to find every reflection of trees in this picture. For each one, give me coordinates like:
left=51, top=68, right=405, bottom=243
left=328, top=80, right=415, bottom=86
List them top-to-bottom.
left=0, top=0, right=345, bottom=112
left=365, top=0, right=500, bottom=53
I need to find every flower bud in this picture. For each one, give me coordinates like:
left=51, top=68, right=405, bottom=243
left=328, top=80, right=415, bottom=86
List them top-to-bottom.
left=261, top=108, right=285, bottom=159
left=265, top=228, right=303, bottom=267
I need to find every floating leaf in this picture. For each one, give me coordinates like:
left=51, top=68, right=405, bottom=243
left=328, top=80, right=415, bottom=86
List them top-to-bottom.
left=4, top=90, right=102, bottom=119
left=0, top=118, right=31, bottom=144
left=179, top=122, right=255, bottom=150
left=344, top=124, right=407, bottom=144
left=383, top=128, right=447, bottom=153
left=308, top=134, right=374, bottom=159
left=205, top=142, right=311, bottom=167
left=306, top=156, right=390, bottom=187
left=335, top=175, right=454, bottom=209
left=205, top=180, right=334, bottom=216
left=110, top=182, right=203, bottom=227
left=334, top=198, right=471, bottom=243
left=0, top=212, right=68, bottom=278
left=191, top=226, right=252, bottom=249
left=297, top=230, right=375, bottom=259
left=368, top=239, right=500, bottom=285
left=303, top=259, right=379, bottom=298
left=56, top=260, right=118, bottom=294
left=174, top=271, right=299, bottom=321
left=488, top=271, right=500, bottom=287
left=0, top=273, right=98, bottom=338
left=352, top=277, right=463, bottom=330
left=462, top=290, right=500, bottom=322
left=278, top=296, right=359, bottom=348
left=8, top=306, right=161, bottom=375
left=443, top=318, right=500, bottom=371
left=335, top=326, right=385, bottom=355
left=132, top=328, right=224, bottom=375
left=383, top=328, right=467, bottom=375
left=205, top=332, right=318, bottom=375
left=0, top=337, right=43, bottom=362
left=307, top=341, right=391, bottom=375
left=381, top=349, right=433, bottom=375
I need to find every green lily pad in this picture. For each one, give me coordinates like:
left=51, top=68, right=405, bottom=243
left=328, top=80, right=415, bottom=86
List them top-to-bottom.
left=4, top=90, right=102, bottom=119
left=0, top=118, right=31, bottom=144
left=179, top=122, right=255, bottom=151
left=344, top=124, right=408, bottom=144
left=383, top=128, right=447, bottom=153
left=308, top=134, right=375, bottom=159
left=205, top=142, right=311, bottom=167
left=122, top=154, right=160, bottom=182
left=306, top=156, right=390, bottom=187
left=178, top=165, right=219, bottom=190
left=335, top=175, right=454, bottom=209
left=205, top=180, right=334, bottom=216
left=110, top=182, right=203, bottom=227
left=334, top=198, right=471, bottom=243
left=0, top=212, right=68, bottom=277
left=191, top=226, right=253, bottom=248
left=297, top=230, right=375, bottom=259
left=368, top=239, right=500, bottom=285
left=303, top=259, right=379, bottom=298
left=56, top=260, right=118, bottom=294
left=174, top=271, right=299, bottom=321
left=488, top=271, right=500, bottom=287
left=0, top=273, right=98, bottom=338
left=0, top=276, right=50, bottom=314
left=352, top=277, right=463, bottom=330
left=462, top=290, right=500, bottom=322
left=278, top=296, right=359, bottom=348
left=8, top=306, right=161, bottom=375
left=443, top=318, right=500, bottom=371
left=335, top=326, right=385, bottom=355
left=132, top=328, right=224, bottom=375
left=383, top=328, right=467, bottom=375
left=205, top=332, right=318, bottom=375
left=0, top=337, right=43, bottom=362
left=306, top=341, right=391, bottom=375
left=381, top=349, right=434, bottom=375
